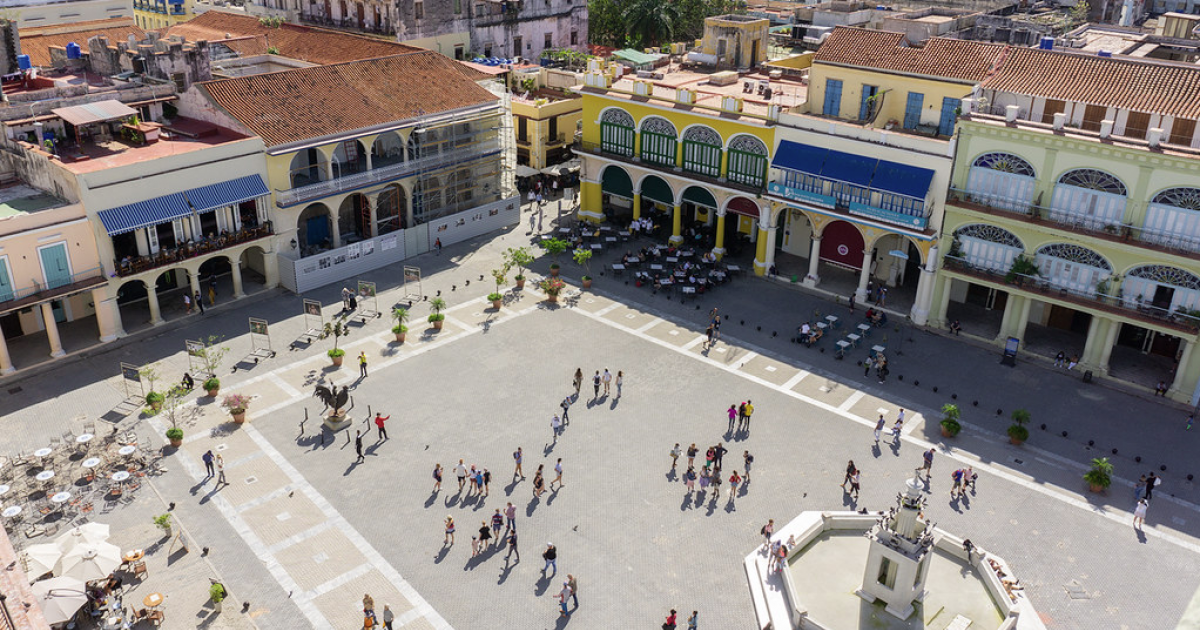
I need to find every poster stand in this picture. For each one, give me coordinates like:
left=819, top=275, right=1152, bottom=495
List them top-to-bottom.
left=403, top=266, right=422, bottom=302
left=356, top=281, right=380, bottom=321
left=300, top=299, right=324, bottom=344
left=248, top=318, right=276, bottom=362
left=1001, top=336, right=1019, bottom=367
left=120, top=362, right=143, bottom=401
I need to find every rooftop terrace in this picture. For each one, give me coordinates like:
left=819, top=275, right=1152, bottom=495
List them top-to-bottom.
left=601, top=66, right=806, bottom=120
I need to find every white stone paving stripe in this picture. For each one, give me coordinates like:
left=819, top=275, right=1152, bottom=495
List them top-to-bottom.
left=593, top=303, right=621, bottom=316
left=635, top=319, right=661, bottom=333
left=681, top=335, right=708, bottom=351
left=731, top=351, right=758, bottom=369
left=781, top=371, right=810, bottom=390
left=269, top=372, right=304, bottom=398
left=837, top=391, right=866, bottom=412
left=235, top=483, right=298, bottom=514
left=267, top=521, right=334, bottom=555
left=305, top=560, right=375, bottom=599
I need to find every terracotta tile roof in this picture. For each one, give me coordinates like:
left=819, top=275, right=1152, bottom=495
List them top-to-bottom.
left=166, top=11, right=421, bottom=65
left=18, top=18, right=145, bottom=68
left=814, top=26, right=1007, bottom=83
left=981, top=47, right=1200, bottom=120
left=200, top=51, right=499, bottom=147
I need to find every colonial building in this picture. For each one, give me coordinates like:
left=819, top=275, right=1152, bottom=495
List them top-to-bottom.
left=0, top=0, right=133, bottom=28
left=133, top=0, right=194, bottom=30
left=930, top=45, right=1200, bottom=401
left=512, top=67, right=582, bottom=170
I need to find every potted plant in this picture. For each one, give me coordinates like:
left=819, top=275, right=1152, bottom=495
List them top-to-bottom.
left=539, top=238, right=569, bottom=277
left=505, top=246, right=534, bottom=289
left=573, top=248, right=594, bottom=289
left=1004, top=256, right=1040, bottom=286
left=488, top=265, right=509, bottom=309
left=539, top=277, right=566, bottom=303
left=428, top=297, right=447, bottom=330
left=391, top=307, right=410, bottom=343
left=321, top=314, right=351, bottom=366
left=192, top=336, right=229, bottom=392
left=203, top=377, right=221, bottom=398
left=145, top=391, right=165, bottom=412
left=222, top=393, right=252, bottom=424
left=940, top=403, right=962, bottom=438
left=1007, top=408, right=1030, bottom=445
left=165, top=426, right=184, bottom=447
left=1084, top=457, right=1113, bottom=493
left=153, top=513, right=172, bottom=538
left=209, top=582, right=226, bottom=613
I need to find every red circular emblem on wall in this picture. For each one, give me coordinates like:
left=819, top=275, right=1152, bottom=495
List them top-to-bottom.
left=837, top=244, right=849, bottom=256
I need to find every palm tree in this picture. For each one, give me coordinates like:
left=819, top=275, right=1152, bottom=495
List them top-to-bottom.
left=624, top=0, right=678, bottom=48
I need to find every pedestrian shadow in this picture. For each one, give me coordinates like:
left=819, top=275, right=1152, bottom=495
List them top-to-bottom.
left=609, top=397, right=620, bottom=410
left=723, top=429, right=734, bottom=442
left=890, top=440, right=902, bottom=456
left=543, top=441, right=556, bottom=456
left=871, top=442, right=882, bottom=458
left=343, top=461, right=362, bottom=476
left=665, top=469, right=677, bottom=482
left=505, top=478, right=521, bottom=496
left=424, top=491, right=439, bottom=509
left=841, top=492, right=857, bottom=508
left=680, top=493, right=694, bottom=511
left=705, top=494, right=719, bottom=516
left=445, top=495, right=461, bottom=509
left=948, top=495, right=964, bottom=514
left=474, top=496, right=490, bottom=511
left=526, top=496, right=540, bottom=516
left=724, top=498, right=737, bottom=513
left=1135, top=528, right=1148, bottom=544
left=434, top=544, right=452, bottom=564
left=497, top=556, right=518, bottom=584
left=534, top=572, right=553, bottom=596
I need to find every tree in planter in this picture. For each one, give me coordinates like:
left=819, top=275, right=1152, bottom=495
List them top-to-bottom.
left=539, top=238, right=569, bottom=274
left=505, top=246, right=534, bottom=288
left=573, top=248, right=594, bottom=286
left=489, top=265, right=510, bottom=306
left=539, top=277, right=566, bottom=301
left=428, top=297, right=447, bottom=328
left=391, top=307, right=410, bottom=342
left=321, top=314, right=352, bottom=364
left=194, top=336, right=230, bottom=394
left=140, top=365, right=163, bottom=410
left=221, top=393, right=253, bottom=423
left=940, top=403, right=962, bottom=437
left=1007, top=408, right=1031, bottom=445
left=1084, top=457, right=1113, bottom=492
left=153, top=513, right=172, bottom=535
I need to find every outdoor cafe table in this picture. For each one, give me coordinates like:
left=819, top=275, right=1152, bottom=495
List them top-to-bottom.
left=857, top=323, right=872, bottom=335
left=75, top=434, right=94, bottom=446
left=117, top=446, right=136, bottom=457
left=36, top=470, right=55, bottom=483
left=2, top=505, right=21, bottom=518
left=143, top=593, right=164, bottom=608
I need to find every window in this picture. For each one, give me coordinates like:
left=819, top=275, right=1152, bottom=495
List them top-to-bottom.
left=414, top=0, right=422, bottom=19
left=454, top=0, right=460, bottom=12
left=570, top=30, right=577, bottom=46
left=545, top=33, right=552, bottom=49
left=514, top=36, right=523, bottom=56
left=484, top=44, right=492, bottom=57
left=454, top=45, right=464, bottom=60
left=171, top=73, right=186, bottom=91
left=822, top=79, right=842, bottom=117
left=859, top=84, right=878, bottom=121
left=903, top=92, right=924, bottom=129
left=938, top=97, right=960, bottom=137
left=1041, top=99, right=1065, bottom=124
left=1081, top=104, right=1106, bottom=132
left=599, top=108, right=635, bottom=157
left=1124, top=111, right=1151, bottom=139
left=548, top=116, right=558, bottom=142
left=517, top=117, right=527, bottom=143
left=639, top=118, right=677, bottom=167
left=1170, top=118, right=1197, bottom=146
left=681, top=125, right=722, bottom=178
left=727, top=134, right=768, bottom=188
left=966, top=152, right=1037, bottom=212
left=1050, top=168, right=1128, bottom=230
left=38, top=243, right=71, bottom=290
left=0, top=257, right=13, bottom=303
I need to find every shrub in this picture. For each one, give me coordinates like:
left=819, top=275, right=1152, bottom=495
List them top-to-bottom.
left=203, top=377, right=221, bottom=391
left=145, top=391, right=164, bottom=405
left=165, top=427, right=183, bottom=440
left=1084, top=457, right=1114, bottom=489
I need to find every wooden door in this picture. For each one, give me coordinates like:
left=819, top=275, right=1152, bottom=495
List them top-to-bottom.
left=356, top=2, right=364, bottom=27
left=1041, top=99, right=1065, bottom=125
left=1081, top=104, right=1107, bottom=132
left=1124, top=111, right=1151, bottom=139
left=1170, top=118, right=1196, bottom=146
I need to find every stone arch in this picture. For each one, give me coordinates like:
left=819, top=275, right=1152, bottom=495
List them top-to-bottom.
left=638, top=115, right=677, bottom=137
left=679, top=123, right=724, bottom=146
left=372, top=131, right=405, bottom=168
left=726, top=132, right=767, bottom=154
left=332, top=139, right=369, bottom=177
left=288, top=149, right=329, bottom=187
left=965, top=151, right=1037, bottom=212
left=970, top=151, right=1036, bottom=176
left=600, top=164, right=634, bottom=199
left=1049, top=168, right=1128, bottom=230
left=1056, top=168, right=1127, bottom=194
left=638, top=174, right=675, bottom=207
left=376, top=184, right=407, bottom=234
left=678, top=185, right=718, bottom=209
left=1144, top=187, right=1200, bottom=251
left=338, top=193, right=371, bottom=240
left=723, top=195, right=763, bottom=221
left=297, top=202, right=333, bottom=248
left=820, top=220, right=867, bottom=269
left=953, top=223, right=1025, bottom=250
left=1034, top=242, right=1112, bottom=294
left=239, top=245, right=270, bottom=288
left=114, top=278, right=149, bottom=305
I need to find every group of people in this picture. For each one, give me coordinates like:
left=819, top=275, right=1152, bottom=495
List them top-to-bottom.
left=795, top=322, right=825, bottom=347
left=1053, top=351, right=1080, bottom=370
left=573, top=367, right=621, bottom=400
left=670, top=440, right=755, bottom=507
left=1133, top=472, right=1163, bottom=528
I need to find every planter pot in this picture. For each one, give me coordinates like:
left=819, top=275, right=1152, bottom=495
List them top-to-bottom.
left=550, top=267, right=561, bottom=277
left=516, top=278, right=526, bottom=290
left=582, top=278, right=593, bottom=289
left=547, top=294, right=559, bottom=303
left=492, top=299, right=503, bottom=309
left=433, top=320, right=444, bottom=330
left=395, top=332, right=407, bottom=343
left=330, top=354, right=344, bottom=367
left=206, top=388, right=219, bottom=398
left=150, top=402, right=162, bottom=412
left=323, top=410, right=352, bottom=432
left=231, top=411, right=247, bottom=424
left=940, top=427, right=956, bottom=438
left=1009, top=436, right=1024, bottom=445
left=168, top=437, right=183, bottom=448
left=1088, top=483, right=1106, bottom=493
left=160, top=526, right=172, bottom=539
left=212, top=600, right=222, bottom=613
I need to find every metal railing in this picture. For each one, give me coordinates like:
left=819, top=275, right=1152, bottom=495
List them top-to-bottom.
left=275, top=140, right=501, bottom=207
left=579, top=140, right=766, bottom=196
left=113, top=224, right=273, bottom=278
left=942, top=254, right=1200, bottom=333
left=0, top=267, right=104, bottom=305
left=0, top=593, right=17, bottom=630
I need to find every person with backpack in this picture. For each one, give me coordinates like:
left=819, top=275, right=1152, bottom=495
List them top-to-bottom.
left=743, top=450, right=754, bottom=482
left=950, top=469, right=964, bottom=498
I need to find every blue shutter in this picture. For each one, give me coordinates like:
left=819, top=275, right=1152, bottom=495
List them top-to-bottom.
left=823, top=79, right=842, bottom=117
left=903, top=92, right=924, bottom=129
left=939, top=97, right=960, bottom=136
left=39, top=244, right=71, bottom=290
left=0, top=258, right=13, bottom=303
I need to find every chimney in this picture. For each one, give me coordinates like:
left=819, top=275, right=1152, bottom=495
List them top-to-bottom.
left=1005, top=104, right=1019, bottom=123
left=1053, top=112, right=1066, bottom=130
left=1100, top=119, right=1114, bottom=139
left=1148, top=127, right=1163, bottom=148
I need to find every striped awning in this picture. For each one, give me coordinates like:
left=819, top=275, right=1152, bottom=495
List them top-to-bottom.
left=183, top=175, right=269, bottom=214
left=96, top=193, right=191, bottom=236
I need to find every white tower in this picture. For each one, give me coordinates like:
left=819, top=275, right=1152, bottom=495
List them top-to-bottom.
left=855, top=477, right=936, bottom=620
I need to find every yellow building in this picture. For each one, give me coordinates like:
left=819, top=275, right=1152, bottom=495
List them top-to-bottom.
left=134, top=0, right=195, bottom=30
left=512, top=69, right=582, bottom=170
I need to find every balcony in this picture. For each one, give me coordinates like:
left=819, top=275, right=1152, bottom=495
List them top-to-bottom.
left=297, top=13, right=396, bottom=35
left=275, top=140, right=501, bottom=208
left=579, top=140, right=766, bottom=197
left=768, top=181, right=931, bottom=231
left=948, top=188, right=1200, bottom=260
left=113, top=223, right=273, bottom=278
left=942, top=255, right=1200, bottom=334
left=0, top=267, right=106, bottom=314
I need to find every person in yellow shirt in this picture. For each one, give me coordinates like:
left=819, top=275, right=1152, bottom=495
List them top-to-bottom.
left=359, top=351, right=368, bottom=378
left=743, top=400, right=755, bottom=432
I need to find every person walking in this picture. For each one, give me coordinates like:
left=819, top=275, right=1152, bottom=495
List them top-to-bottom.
left=434, top=238, right=442, bottom=255
left=342, top=287, right=352, bottom=310
left=194, top=291, right=205, bottom=314
left=183, top=292, right=192, bottom=314
left=713, top=315, right=721, bottom=341
left=705, top=324, right=715, bottom=349
left=359, top=352, right=369, bottom=378
left=864, top=355, right=874, bottom=377
left=573, top=368, right=583, bottom=393
left=602, top=369, right=612, bottom=395
left=615, top=370, right=623, bottom=397
left=592, top=371, right=601, bottom=400
left=560, top=397, right=571, bottom=425
left=743, top=400, right=754, bottom=431
left=736, top=402, right=747, bottom=429
left=728, top=404, right=738, bottom=432
left=374, top=413, right=389, bottom=440
left=551, top=414, right=562, bottom=440
left=874, top=415, right=886, bottom=443
left=891, top=418, right=904, bottom=444
left=354, top=430, right=364, bottom=463
left=713, top=442, right=727, bottom=467
left=670, top=443, right=681, bottom=470
left=687, top=443, right=698, bottom=468
left=513, top=447, right=525, bottom=480
left=920, top=448, right=935, bottom=480
left=202, top=450, right=215, bottom=478
left=743, top=450, right=754, bottom=482
left=215, top=454, right=226, bottom=485
left=551, top=458, right=564, bottom=489
left=456, top=459, right=468, bottom=491
left=842, top=460, right=856, bottom=490
left=432, top=464, right=443, bottom=492
left=533, top=465, right=546, bottom=497
left=684, top=466, right=696, bottom=493
left=482, top=468, right=491, bottom=496
left=848, top=469, right=860, bottom=499
left=728, top=470, right=742, bottom=501
left=1145, top=472, right=1159, bottom=500
left=1135, top=474, right=1147, bottom=502
left=1133, top=498, right=1149, bottom=529
left=504, top=502, right=517, bottom=532
left=490, top=509, right=504, bottom=545
left=443, top=516, right=455, bottom=545
left=761, top=518, right=775, bottom=550
left=478, top=521, right=492, bottom=553
left=505, top=529, right=519, bottom=562
left=542, top=543, right=557, bottom=575
left=568, top=574, right=578, bottom=609
left=556, top=581, right=570, bottom=618
left=362, top=594, right=375, bottom=623
left=381, top=605, right=394, bottom=630
left=664, top=609, right=678, bottom=630
left=687, top=611, right=698, bottom=630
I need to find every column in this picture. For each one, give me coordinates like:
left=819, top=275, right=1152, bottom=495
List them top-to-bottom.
left=365, top=149, right=373, bottom=171
left=323, top=159, right=334, bottom=182
left=631, top=193, right=642, bottom=221
left=367, top=196, right=378, bottom=238
left=670, top=204, right=683, bottom=244
left=330, top=209, right=342, bottom=248
left=713, top=211, right=727, bottom=260
left=754, top=226, right=777, bottom=276
left=803, top=235, right=821, bottom=288
left=909, top=245, right=938, bottom=326
left=855, top=250, right=873, bottom=301
left=263, top=252, right=280, bottom=288
left=231, top=261, right=245, bottom=299
left=188, top=268, right=201, bottom=299
left=933, top=277, right=952, bottom=328
left=146, top=283, right=164, bottom=326
left=93, top=288, right=124, bottom=342
left=996, top=295, right=1018, bottom=341
left=1012, top=295, right=1034, bottom=344
left=40, top=302, right=65, bottom=358
left=1078, top=315, right=1104, bottom=369
left=1097, top=320, right=1121, bottom=374
left=0, top=326, right=14, bottom=374
left=1169, top=339, right=1195, bottom=394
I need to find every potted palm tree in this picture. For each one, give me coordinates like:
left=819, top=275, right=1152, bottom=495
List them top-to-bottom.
left=539, top=238, right=569, bottom=276
left=505, top=246, right=534, bottom=289
left=573, top=248, right=594, bottom=289
left=489, top=265, right=509, bottom=309
left=539, top=277, right=566, bottom=303
left=428, top=297, right=447, bottom=330
left=391, top=307, right=410, bottom=343
left=321, top=314, right=351, bottom=367
left=222, top=393, right=252, bottom=424
left=940, top=403, right=962, bottom=438
left=1007, top=408, right=1030, bottom=445
left=1084, top=457, right=1113, bottom=493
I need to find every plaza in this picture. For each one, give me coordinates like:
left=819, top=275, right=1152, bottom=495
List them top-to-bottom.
left=2, top=224, right=1200, bottom=629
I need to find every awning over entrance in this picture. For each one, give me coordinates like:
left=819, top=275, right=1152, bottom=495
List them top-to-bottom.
left=51, top=100, right=138, bottom=127
left=771, top=140, right=935, bottom=198
left=772, top=141, right=829, bottom=175
left=870, top=161, right=936, bottom=200
left=601, top=166, right=633, bottom=199
left=183, top=175, right=269, bottom=214
left=641, top=176, right=674, bottom=206
left=682, top=187, right=717, bottom=209
left=97, top=193, right=191, bottom=236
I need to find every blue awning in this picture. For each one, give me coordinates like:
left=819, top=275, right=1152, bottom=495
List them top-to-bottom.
left=771, top=140, right=828, bottom=176
left=821, top=150, right=877, bottom=187
left=870, top=161, right=935, bottom=200
left=184, top=175, right=269, bottom=214
left=97, top=193, right=191, bottom=236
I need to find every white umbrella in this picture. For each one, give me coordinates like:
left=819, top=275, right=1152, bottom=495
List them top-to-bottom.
left=515, top=164, right=541, bottom=178
left=56, top=523, right=111, bottom=553
left=57, top=541, right=121, bottom=582
left=23, top=543, right=62, bottom=578
left=31, top=576, right=88, bottom=625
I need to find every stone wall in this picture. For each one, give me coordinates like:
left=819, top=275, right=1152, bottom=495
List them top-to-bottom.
left=78, top=33, right=212, bottom=88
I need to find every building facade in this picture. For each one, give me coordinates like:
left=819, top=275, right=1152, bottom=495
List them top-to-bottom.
left=1, top=0, right=133, bottom=28
left=132, top=0, right=194, bottom=30
left=512, top=68, right=582, bottom=170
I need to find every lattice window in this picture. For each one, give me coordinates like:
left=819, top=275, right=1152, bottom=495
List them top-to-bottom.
left=600, top=108, right=634, bottom=127
left=641, top=117, right=676, bottom=137
left=682, top=125, right=722, bottom=146
left=729, top=134, right=767, bottom=155
left=971, top=152, right=1035, bottom=177
left=1058, top=169, right=1126, bottom=196
left=1152, top=188, right=1200, bottom=212
left=954, top=224, right=1023, bottom=249
left=1035, top=243, right=1112, bottom=270
left=1128, top=265, right=1200, bottom=289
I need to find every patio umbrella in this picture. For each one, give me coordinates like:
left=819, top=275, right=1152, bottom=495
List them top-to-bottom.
left=515, top=165, right=541, bottom=178
left=56, top=522, right=111, bottom=553
left=57, top=541, right=121, bottom=582
left=23, top=543, right=63, bottom=578
left=31, top=576, right=88, bottom=625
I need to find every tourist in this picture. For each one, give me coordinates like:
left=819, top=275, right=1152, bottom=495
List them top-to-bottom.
left=194, top=291, right=205, bottom=314
left=359, top=351, right=368, bottom=378
left=573, top=368, right=583, bottom=393
left=602, top=369, right=612, bottom=395
left=616, top=370, right=624, bottom=397
left=592, top=371, right=601, bottom=399
left=743, top=400, right=754, bottom=431
left=727, top=404, right=737, bottom=432
left=374, top=413, right=389, bottom=440
left=551, top=414, right=562, bottom=440
left=873, top=415, right=886, bottom=443
left=354, top=430, right=364, bottom=463
left=670, top=443, right=681, bottom=471
left=687, top=443, right=698, bottom=468
left=513, top=447, right=524, bottom=480
left=921, top=448, right=936, bottom=480
left=743, top=450, right=753, bottom=482
left=215, top=454, right=226, bottom=486
left=551, top=458, right=564, bottom=489
left=456, top=459, right=468, bottom=490
left=842, top=460, right=856, bottom=490
left=432, top=464, right=442, bottom=492
left=533, top=465, right=545, bottom=497
left=684, top=466, right=696, bottom=493
left=482, top=468, right=491, bottom=496
left=849, top=469, right=860, bottom=499
left=729, top=470, right=742, bottom=501
left=1134, top=498, right=1149, bottom=529
left=505, top=502, right=517, bottom=532
left=490, top=509, right=504, bottom=545
left=444, top=516, right=455, bottom=545
left=478, top=521, right=491, bottom=553
left=506, top=529, right=519, bottom=562
left=542, top=543, right=557, bottom=575
left=568, top=574, right=579, bottom=609
left=556, top=581, right=570, bottom=617
left=664, top=609, right=677, bottom=630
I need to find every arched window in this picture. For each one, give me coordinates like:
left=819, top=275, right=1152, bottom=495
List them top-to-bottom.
left=600, top=108, right=635, bottom=157
left=639, top=117, right=677, bottom=167
left=681, top=126, right=722, bottom=178
left=727, top=135, right=768, bottom=188
left=964, top=152, right=1036, bottom=212
left=1049, top=169, right=1128, bottom=231
left=1144, top=188, right=1200, bottom=253
left=952, top=224, right=1024, bottom=272
left=1035, top=243, right=1111, bottom=295
left=1123, top=264, right=1200, bottom=313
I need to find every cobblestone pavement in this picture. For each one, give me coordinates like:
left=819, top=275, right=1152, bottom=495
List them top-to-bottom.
left=3, top=221, right=1200, bottom=629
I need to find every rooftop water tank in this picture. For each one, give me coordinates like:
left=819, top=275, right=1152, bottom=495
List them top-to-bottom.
left=1039, top=37, right=1054, bottom=50
left=66, top=42, right=82, bottom=59
left=1098, top=50, right=1112, bottom=57
left=16, top=54, right=30, bottom=70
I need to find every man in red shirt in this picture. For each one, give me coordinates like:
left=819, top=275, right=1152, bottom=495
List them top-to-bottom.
left=374, top=413, right=390, bottom=441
